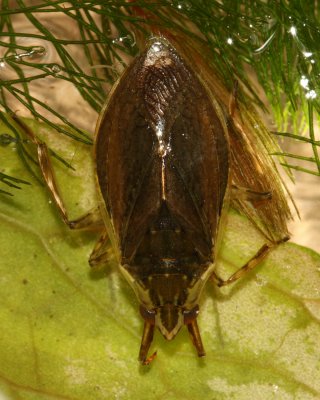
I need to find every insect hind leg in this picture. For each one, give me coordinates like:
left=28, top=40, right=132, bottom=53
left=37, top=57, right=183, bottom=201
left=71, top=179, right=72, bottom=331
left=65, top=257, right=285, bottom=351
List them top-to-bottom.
left=212, top=236, right=289, bottom=287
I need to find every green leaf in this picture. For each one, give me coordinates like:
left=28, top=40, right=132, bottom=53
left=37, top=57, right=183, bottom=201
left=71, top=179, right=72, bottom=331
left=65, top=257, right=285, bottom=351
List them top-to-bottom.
left=1, top=119, right=320, bottom=400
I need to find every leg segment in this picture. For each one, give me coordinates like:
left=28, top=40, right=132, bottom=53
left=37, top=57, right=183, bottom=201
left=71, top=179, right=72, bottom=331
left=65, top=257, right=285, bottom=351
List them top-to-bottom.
left=68, top=207, right=104, bottom=230
left=89, top=230, right=110, bottom=267
left=212, top=236, right=289, bottom=287
left=186, top=319, right=205, bottom=357
left=139, top=321, right=156, bottom=365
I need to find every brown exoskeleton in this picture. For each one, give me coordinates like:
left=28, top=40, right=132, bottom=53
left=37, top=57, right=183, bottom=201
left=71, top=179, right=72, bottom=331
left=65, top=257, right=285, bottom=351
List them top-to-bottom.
left=13, top=37, right=292, bottom=365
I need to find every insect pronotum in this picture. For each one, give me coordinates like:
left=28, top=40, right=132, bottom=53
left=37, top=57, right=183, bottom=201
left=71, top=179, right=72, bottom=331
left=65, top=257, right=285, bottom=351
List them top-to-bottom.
left=13, top=37, right=292, bottom=365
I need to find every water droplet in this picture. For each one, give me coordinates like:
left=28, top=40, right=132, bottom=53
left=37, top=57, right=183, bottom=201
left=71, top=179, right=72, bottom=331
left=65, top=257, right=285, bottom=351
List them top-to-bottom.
left=179, top=1, right=191, bottom=10
left=289, top=26, right=297, bottom=36
left=111, top=34, right=136, bottom=48
left=226, top=37, right=233, bottom=45
left=151, top=42, right=161, bottom=53
left=29, top=45, right=46, bottom=59
left=6, top=46, right=47, bottom=64
left=303, top=51, right=313, bottom=58
left=47, top=64, right=61, bottom=74
left=300, top=75, right=309, bottom=89
left=306, top=90, right=317, bottom=100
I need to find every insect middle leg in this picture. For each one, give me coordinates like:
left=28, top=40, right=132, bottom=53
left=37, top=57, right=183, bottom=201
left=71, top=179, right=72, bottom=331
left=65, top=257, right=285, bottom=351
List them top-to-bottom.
left=12, top=116, right=111, bottom=267
left=212, top=236, right=289, bottom=287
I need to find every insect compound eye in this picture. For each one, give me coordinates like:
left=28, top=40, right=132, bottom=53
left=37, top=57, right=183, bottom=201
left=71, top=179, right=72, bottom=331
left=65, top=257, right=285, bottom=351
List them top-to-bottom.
left=183, top=305, right=200, bottom=325
left=139, top=306, right=156, bottom=325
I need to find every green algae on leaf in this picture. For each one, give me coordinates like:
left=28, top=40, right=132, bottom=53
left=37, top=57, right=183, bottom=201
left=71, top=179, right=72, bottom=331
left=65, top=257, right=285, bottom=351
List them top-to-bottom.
left=0, top=119, right=320, bottom=400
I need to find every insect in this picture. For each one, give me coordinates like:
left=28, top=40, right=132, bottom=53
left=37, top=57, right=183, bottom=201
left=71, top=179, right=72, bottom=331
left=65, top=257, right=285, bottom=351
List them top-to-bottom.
left=13, top=37, right=292, bottom=365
